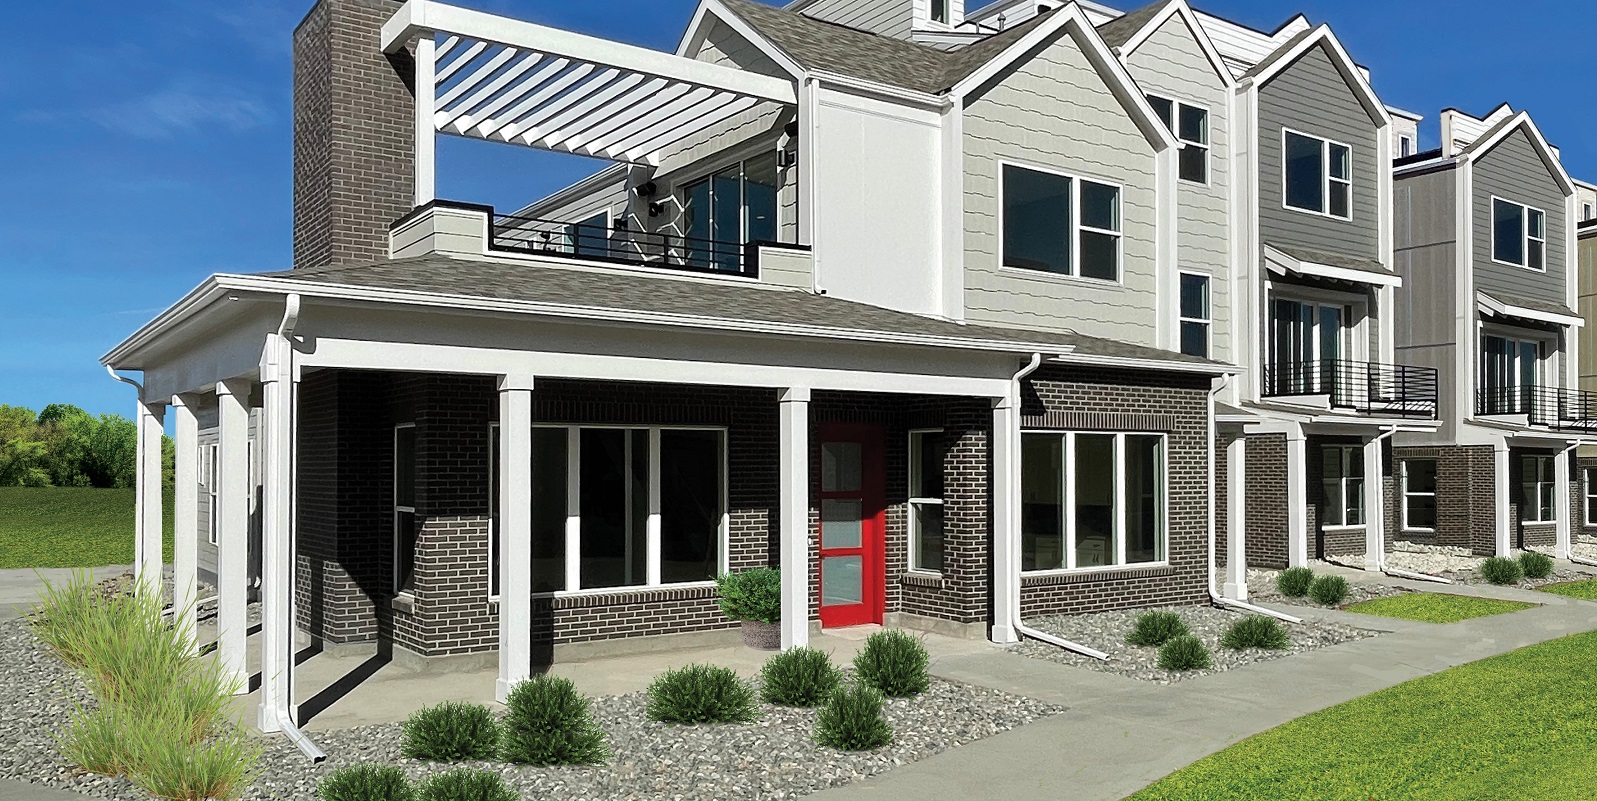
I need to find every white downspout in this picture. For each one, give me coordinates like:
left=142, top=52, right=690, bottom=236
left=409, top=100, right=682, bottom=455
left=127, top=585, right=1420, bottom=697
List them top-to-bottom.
left=1006, top=353, right=1110, bottom=660
left=1206, top=374, right=1302, bottom=624
left=1555, top=442, right=1597, bottom=567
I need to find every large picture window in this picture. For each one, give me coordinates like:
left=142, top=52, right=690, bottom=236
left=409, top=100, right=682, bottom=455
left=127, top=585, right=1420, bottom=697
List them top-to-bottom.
left=1147, top=94, right=1209, bottom=184
left=1283, top=130, right=1352, bottom=219
left=1001, top=164, right=1121, bottom=281
left=1492, top=198, right=1546, bottom=271
left=394, top=424, right=417, bottom=595
left=908, top=430, right=945, bottom=574
left=1021, top=432, right=1164, bottom=572
left=1321, top=445, right=1364, bottom=527
left=1521, top=455, right=1555, bottom=523
left=1402, top=459, right=1436, bottom=532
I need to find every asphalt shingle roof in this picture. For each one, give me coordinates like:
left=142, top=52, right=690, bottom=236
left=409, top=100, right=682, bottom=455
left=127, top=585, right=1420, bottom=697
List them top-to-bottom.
left=1094, top=0, right=1169, bottom=50
left=1268, top=243, right=1392, bottom=277
left=1479, top=290, right=1577, bottom=320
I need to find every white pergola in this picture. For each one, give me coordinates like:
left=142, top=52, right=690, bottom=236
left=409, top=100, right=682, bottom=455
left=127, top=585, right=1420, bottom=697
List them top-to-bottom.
left=380, top=0, right=797, bottom=204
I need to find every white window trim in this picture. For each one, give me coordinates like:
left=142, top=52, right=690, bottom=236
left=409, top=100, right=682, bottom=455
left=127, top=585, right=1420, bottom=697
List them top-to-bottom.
left=1147, top=93, right=1210, bottom=187
left=1281, top=127, right=1354, bottom=221
left=1398, top=134, right=1414, bottom=158
left=997, top=159, right=1125, bottom=285
left=1489, top=195, right=1548, bottom=272
left=1583, top=202, right=1594, bottom=222
left=1178, top=270, right=1212, bottom=358
left=1267, top=283, right=1370, bottom=365
left=1479, top=327, right=1552, bottom=393
left=393, top=422, right=417, bottom=597
left=907, top=428, right=945, bottom=577
left=1020, top=430, right=1168, bottom=576
left=205, top=442, right=220, bottom=546
left=1322, top=444, right=1365, bottom=528
left=1522, top=455, right=1556, bottom=524
left=1401, top=459, right=1436, bottom=533
left=1585, top=467, right=1597, bottom=527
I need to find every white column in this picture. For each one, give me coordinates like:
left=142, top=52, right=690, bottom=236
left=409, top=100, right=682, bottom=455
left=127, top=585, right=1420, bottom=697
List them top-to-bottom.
left=414, top=35, right=436, bottom=206
left=257, top=332, right=297, bottom=733
left=496, top=375, right=534, bottom=703
left=215, top=378, right=252, bottom=694
left=778, top=387, right=810, bottom=650
left=989, top=393, right=1020, bottom=644
left=170, top=394, right=200, bottom=652
left=133, top=398, right=166, bottom=592
left=1285, top=424, right=1309, bottom=567
left=1223, top=435, right=1248, bottom=600
left=1363, top=435, right=1385, bottom=572
left=1495, top=439, right=1511, bottom=557
left=1555, top=445, right=1573, bottom=559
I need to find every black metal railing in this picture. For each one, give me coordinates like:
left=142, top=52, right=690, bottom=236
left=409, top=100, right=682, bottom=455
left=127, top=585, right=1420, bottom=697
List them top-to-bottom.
left=489, top=213, right=758, bottom=279
left=1261, top=359, right=1439, bottom=419
left=1477, top=385, right=1597, bottom=431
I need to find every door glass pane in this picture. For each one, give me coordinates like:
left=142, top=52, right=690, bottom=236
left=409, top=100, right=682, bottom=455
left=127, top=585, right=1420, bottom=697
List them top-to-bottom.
left=1284, top=132, right=1324, bottom=212
left=744, top=152, right=779, bottom=245
left=711, top=165, right=742, bottom=271
left=1002, top=165, right=1072, bottom=274
left=684, top=179, right=712, bottom=268
left=1494, top=199, right=1524, bottom=264
left=568, top=211, right=608, bottom=258
left=1519, top=342, right=1538, bottom=388
left=529, top=428, right=567, bottom=592
left=579, top=428, right=646, bottom=589
left=659, top=429, right=722, bottom=584
left=1074, top=434, right=1116, bottom=568
left=1021, top=435, right=1064, bottom=571
left=1125, top=436, right=1162, bottom=563
left=821, top=441, right=862, bottom=492
left=821, top=499, right=863, bottom=549
left=912, top=502, right=944, bottom=573
left=822, top=556, right=863, bottom=605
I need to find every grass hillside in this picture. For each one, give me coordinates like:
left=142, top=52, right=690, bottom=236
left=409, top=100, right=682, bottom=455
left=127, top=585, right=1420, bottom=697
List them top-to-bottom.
left=0, top=487, right=172, bottom=568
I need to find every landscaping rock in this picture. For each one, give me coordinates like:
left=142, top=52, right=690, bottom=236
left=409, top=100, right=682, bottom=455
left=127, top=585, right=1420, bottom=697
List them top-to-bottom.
left=1244, top=568, right=1409, bottom=607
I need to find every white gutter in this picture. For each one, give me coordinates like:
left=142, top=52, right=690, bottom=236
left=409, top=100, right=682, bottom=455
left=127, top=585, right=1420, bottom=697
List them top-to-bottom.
left=1006, top=353, right=1110, bottom=660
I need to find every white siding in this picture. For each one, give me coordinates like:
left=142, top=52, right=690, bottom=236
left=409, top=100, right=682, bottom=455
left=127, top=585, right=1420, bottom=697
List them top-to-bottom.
left=799, top=0, right=914, bottom=38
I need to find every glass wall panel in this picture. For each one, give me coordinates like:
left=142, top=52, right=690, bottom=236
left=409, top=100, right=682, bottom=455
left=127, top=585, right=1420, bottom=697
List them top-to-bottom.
left=1021, top=435, right=1064, bottom=570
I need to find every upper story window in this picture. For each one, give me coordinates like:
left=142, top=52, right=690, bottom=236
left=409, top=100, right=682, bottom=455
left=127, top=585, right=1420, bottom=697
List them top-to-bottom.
left=930, top=0, right=949, bottom=24
left=1147, top=95, right=1209, bottom=184
left=1283, top=130, right=1352, bottom=220
left=1398, top=134, right=1414, bottom=158
left=683, top=153, right=779, bottom=271
left=1001, top=163, right=1121, bottom=282
left=1492, top=198, right=1546, bottom=271
left=1584, top=202, right=1594, bottom=221
left=565, top=211, right=609, bottom=259
left=1178, top=272, right=1211, bottom=358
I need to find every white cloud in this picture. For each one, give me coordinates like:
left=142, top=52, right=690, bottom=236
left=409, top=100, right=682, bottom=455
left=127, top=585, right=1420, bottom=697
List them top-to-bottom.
left=24, top=80, right=274, bottom=140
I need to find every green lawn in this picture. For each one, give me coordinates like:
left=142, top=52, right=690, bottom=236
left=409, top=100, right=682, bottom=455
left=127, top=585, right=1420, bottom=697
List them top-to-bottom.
left=0, top=487, right=173, bottom=569
left=1538, top=579, right=1597, bottom=601
left=1344, top=592, right=1536, bottom=623
left=1127, top=631, right=1597, bottom=801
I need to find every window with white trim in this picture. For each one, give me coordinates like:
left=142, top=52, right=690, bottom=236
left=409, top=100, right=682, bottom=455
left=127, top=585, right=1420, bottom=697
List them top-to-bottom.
left=930, top=0, right=949, bottom=24
left=1147, top=94, right=1209, bottom=184
left=1283, top=130, right=1352, bottom=219
left=1398, top=134, right=1414, bottom=158
left=1001, top=164, right=1122, bottom=281
left=1492, top=198, right=1546, bottom=271
left=1582, top=202, right=1592, bottom=222
left=1178, top=272, right=1211, bottom=358
left=394, top=424, right=417, bottom=595
left=908, top=430, right=945, bottom=574
left=1020, top=432, right=1164, bottom=571
left=204, top=443, right=219, bottom=546
left=1321, top=445, right=1364, bottom=527
left=1521, top=455, right=1555, bottom=523
left=1402, top=459, right=1436, bottom=531
left=1585, top=467, right=1597, bottom=526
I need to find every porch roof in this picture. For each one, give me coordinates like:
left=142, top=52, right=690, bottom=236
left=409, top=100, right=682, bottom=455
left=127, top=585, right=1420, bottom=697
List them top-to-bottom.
left=1264, top=243, right=1399, bottom=288
left=1477, top=291, right=1581, bottom=328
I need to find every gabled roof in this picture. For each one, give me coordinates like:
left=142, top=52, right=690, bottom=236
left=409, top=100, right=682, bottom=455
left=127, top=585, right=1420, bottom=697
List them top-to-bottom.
left=718, top=0, right=951, bottom=93
left=1095, top=0, right=1166, bottom=49
left=1096, top=0, right=1233, bottom=86
left=1240, top=24, right=1388, bottom=129
left=1460, top=111, right=1576, bottom=197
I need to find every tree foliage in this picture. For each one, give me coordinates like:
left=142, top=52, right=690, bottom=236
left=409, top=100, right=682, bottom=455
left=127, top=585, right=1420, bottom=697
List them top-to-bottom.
left=0, top=404, right=168, bottom=489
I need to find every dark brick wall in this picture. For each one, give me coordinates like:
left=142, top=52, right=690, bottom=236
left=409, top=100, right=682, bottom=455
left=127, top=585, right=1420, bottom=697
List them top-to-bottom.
left=292, top=0, right=414, bottom=269
left=1243, top=433, right=1289, bottom=568
left=1309, top=437, right=1393, bottom=558
left=1394, top=445, right=1497, bottom=555
left=1511, top=447, right=1559, bottom=551
left=1578, top=456, right=1597, bottom=538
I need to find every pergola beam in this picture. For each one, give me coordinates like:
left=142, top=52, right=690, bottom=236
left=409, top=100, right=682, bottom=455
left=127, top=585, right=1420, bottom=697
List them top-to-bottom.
left=444, top=55, right=570, bottom=135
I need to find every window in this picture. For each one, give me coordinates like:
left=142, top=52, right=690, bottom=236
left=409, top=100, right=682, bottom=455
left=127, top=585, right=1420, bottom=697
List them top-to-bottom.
left=930, top=0, right=948, bottom=24
left=1147, top=95, right=1209, bottom=184
left=1283, top=130, right=1352, bottom=219
left=1399, top=134, right=1414, bottom=158
left=682, top=153, right=779, bottom=271
left=1001, top=164, right=1121, bottom=281
left=1492, top=198, right=1546, bottom=271
left=1584, top=202, right=1594, bottom=222
left=565, top=211, right=608, bottom=258
left=1178, top=272, right=1211, bottom=358
left=1268, top=296, right=1355, bottom=395
left=1479, top=334, right=1544, bottom=414
left=394, top=424, right=417, bottom=595
left=488, top=425, right=726, bottom=594
left=908, top=430, right=945, bottom=574
left=1020, top=432, right=1164, bottom=571
left=204, top=443, right=219, bottom=546
left=1321, top=445, right=1364, bottom=527
left=1521, top=455, right=1555, bottom=523
left=1402, top=459, right=1436, bottom=531
left=1585, top=468, right=1597, bottom=526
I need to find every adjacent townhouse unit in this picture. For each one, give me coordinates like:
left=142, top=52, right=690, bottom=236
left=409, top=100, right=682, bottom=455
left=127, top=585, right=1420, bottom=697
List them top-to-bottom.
left=1391, top=104, right=1595, bottom=560
left=1579, top=213, right=1597, bottom=541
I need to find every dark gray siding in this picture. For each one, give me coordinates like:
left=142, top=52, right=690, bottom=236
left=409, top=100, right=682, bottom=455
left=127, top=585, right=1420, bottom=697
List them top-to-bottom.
left=1256, top=43, right=1381, bottom=262
left=1472, top=128, right=1569, bottom=306
left=1394, top=167, right=1459, bottom=442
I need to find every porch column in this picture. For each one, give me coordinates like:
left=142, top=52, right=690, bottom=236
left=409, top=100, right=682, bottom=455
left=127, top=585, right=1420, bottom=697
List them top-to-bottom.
left=413, top=35, right=436, bottom=206
left=257, top=331, right=297, bottom=732
left=496, top=375, right=534, bottom=703
left=214, top=378, right=252, bottom=693
left=778, top=387, right=810, bottom=650
left=989, top=392, right=1020, bottom=643
left=170, top=394, right=200, bottom=652
left=133, top=398, right=166, bottom=592
left=1285, top=423, right=1309, bottom=567
left=1223, top=435, right=1248, bottom=600
left=1363, top=435, right=1385, bottom=572
left=1495, top=440, right=1511, bottom=557
left=1555, top=444, right=1574, bottom=559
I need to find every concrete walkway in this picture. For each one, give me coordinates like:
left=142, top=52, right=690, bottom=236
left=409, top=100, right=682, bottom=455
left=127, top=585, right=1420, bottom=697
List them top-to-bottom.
left=0, top=566, right=128, bottom=620
left=810, top=575, right=1597, bottom=801
left=0, top=779, right=91, bottom=801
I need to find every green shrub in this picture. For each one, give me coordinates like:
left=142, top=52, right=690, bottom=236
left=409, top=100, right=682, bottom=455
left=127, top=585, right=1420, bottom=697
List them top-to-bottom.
left=1519, top=551, right=1555, bottom=580
left=1482, top=556, right=1524, bottom=585
left=1275, top=567, right=1315, bottom=598
left=715, top=568, right=781, bottom=624
left=1308, top=575, right=1350, bottom=606
left=1126, top=610, right=1189, bottom=647
left=1220, top=616, right=1291, bottom=650
left=852, top=630, right=930, bottom=698
left=1157, top=635, right=1213, bottom=671
left=759, top=647, right=841, bottom=707
left=646, top=664, right=758, bottom=724
left=499, top=676, right=608, bottom=765
left=815, top=683, right=893, bottom=751
left=402, top=702, right=499, bottom=762
left=127, top=719, right=265, bottom=801
left=318, top=764, right=415, bottom=801
left=416, top=769, right=516, bottom=801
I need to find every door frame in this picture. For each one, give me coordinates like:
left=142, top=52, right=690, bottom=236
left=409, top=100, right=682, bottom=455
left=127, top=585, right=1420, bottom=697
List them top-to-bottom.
left=816, top=422, right=886, bottom=628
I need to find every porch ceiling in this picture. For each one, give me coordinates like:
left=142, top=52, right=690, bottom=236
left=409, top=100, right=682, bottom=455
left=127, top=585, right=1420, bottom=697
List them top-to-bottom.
left=382, top=0, right=797, bottom=166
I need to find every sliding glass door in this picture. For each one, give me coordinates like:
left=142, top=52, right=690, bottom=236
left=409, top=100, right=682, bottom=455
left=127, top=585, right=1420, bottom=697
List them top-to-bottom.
left=682, top=153, right=779, bottom=272
left=1269, top=298, right=1351, bottom=396
left=1480, top=335, right=1542, bottom=415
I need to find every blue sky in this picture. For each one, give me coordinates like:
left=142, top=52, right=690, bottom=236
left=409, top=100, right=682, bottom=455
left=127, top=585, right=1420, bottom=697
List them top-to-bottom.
left=2, top=0, right=1592, bottom=418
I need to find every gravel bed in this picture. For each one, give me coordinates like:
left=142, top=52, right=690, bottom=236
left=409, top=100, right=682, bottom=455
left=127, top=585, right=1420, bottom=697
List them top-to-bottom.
left=1243, top=567, right=1410, bottom=607
left=1012, top=604, right=1377, bottom=683
left=0, top=616, right=1059, bottom=801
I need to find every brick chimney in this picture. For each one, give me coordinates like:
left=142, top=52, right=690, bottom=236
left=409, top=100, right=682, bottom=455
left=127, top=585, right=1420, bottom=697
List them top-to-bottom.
left=292, top=0, right=416, bottom=269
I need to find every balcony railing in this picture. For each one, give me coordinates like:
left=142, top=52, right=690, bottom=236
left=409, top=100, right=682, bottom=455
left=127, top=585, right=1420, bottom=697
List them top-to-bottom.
left=490, top=213, right=758, bottom=279
left=1261, top=359, right=1439, bottom=419
left=1477, top=385, right=1597, bottom=431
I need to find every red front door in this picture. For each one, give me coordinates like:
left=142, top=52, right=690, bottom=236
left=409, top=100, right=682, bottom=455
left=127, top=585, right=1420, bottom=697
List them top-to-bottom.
left=817, top=423, right=885, bottom=628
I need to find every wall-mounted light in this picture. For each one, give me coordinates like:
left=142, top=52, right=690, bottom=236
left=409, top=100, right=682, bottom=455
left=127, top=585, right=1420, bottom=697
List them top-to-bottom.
left=633, top=181, right=658, bottom=198
left=648, top=202, right=665, bottom=218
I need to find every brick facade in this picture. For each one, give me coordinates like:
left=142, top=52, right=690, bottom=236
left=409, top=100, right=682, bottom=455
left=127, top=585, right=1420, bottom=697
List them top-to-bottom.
left=1241, top=432, right=1289, bottom=568
left=1393, top=445, right=1497, bottom=555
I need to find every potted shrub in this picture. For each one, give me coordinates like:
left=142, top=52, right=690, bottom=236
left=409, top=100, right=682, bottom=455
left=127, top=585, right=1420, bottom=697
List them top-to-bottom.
left=716, top=568, right=781, bottom=650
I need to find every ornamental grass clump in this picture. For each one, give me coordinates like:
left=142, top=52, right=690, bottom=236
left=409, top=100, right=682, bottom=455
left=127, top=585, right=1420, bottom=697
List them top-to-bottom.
left=1519, top=551, right=1555, bottom=580
left=1482, top=556, right=1524, bottom=586
left=1275, top=567, right=1316, bottom=598
left=714, top=568, right=781, bottom=624
left=1308, top=575, right=1350, bottom=606
left=1126, top=610, right=1189, bottom=647
left=1220, top=616, right=1291, bottom=650
left=852, top=630, right=930, bottom=698
left=1157, top=635, right=1213, bottom=671
left=760, top=647, right=841, bottom=707
left=646, top=664, right=758, bottom=724
left=499, top=676, right=608, bottom=765
left=814, top=683, right=893, bottom=751
left=402, top=702, right=500, bottom=762
left=318, top=764, right=415, bottom=801
left=416, top=768, right=517, bottom=801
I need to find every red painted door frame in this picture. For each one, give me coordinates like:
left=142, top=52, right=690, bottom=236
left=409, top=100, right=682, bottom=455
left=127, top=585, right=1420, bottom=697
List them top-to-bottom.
left=816, top=422, right=886, bottom=628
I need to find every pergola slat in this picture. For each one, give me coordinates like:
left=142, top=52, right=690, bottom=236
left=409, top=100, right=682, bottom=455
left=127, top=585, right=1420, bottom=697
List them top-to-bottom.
left=475, top=61, right=594, bottom=140
left=568, top=81, right=699, bottom=157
